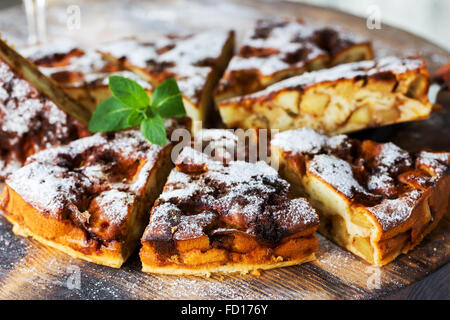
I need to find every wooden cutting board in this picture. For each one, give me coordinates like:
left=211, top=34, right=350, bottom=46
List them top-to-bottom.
left=0, top=0, right=449, bottom=300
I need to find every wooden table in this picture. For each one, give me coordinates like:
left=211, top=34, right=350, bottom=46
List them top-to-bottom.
left=0, top=0, right=448, bottom=300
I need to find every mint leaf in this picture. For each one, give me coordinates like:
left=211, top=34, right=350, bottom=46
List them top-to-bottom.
left=109, top=75, right=150, bottom=109
left=89, top=76, right=185, bottom=146
left=152, top=78, right=186, bottom=118
left=89, top=97, right=135, bottom=132
left=127, top=110, right=144, bottom=127
left=140, top=114, right=167, bottom=146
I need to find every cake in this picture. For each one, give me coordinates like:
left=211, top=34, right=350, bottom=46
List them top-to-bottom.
left=215, top=19, right=373, bottom=101
left=98, top=31, right=235, bottom=127
left=0, top=38, right=90, bottom=180
left=21, top=39, right=152, bottom=113
left=218, top=57, right=432, bottom=134
left=0, top=120, right=188, bottom=268
left=271, top=128, right=450, bottom=265
left=140, top=130, right=319, bottom=275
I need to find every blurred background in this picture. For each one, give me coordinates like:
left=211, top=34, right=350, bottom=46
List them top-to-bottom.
left=0, top=0, right=449, bottom=51
left=291, top=0, right=450, bottom=51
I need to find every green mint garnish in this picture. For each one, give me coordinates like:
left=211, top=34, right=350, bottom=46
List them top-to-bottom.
left=88, top=76, right=186, bottom=146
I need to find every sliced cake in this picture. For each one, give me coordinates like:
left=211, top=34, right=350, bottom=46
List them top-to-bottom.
left=215, top=18, right=373, bottom=101
left=98, top=31, right=235, bottom=127
left=0, top=38, right=90, bottom=180
left=21, top=39, right=152, bottom=113
left=219, top=57, right=432, bottom=134
left=0, top=120, right=188, bottom=268
left=271, top=128, right=450, bottom=265
left=140, top=130, right=319, bottom=275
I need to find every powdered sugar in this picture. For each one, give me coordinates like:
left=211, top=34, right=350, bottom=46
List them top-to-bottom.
left=223, top=18, right=367, bottom=80
left=99, top=30, right=231, bottom=102
left=20, top=38, right=79, bottom=61
left=98, top=38, right=159, bottom=68
left=22, top=42, right=152, bottom=89
left=233, top=57, right=424, bottom=101
left=0, top=59, right=86, bottom=180
left=272, top=128, right=327, bottom=154
left=272, top=128, right=350, bottom=157
left=273, top=128, right=449, bottom=232
left=6, top=129, right=167, bottom=229
left=195, top=129, right=238, bottom=143
left=145, top=142, right=318, bottom=244
left=375, top=142, right=412, bottom=168
left=417, top=151, right=450, bottom=177
left=308, top=154, right=366, bottom=198
left=6, top=162, right=91, bottom=217
left=367, top=172, right=394, bottom=192
left=367, top=189, right=423, bottom=231
left=94, top=190, right=135, bottom=225
left=274, top=198, right=319, bottom=233
left=173, top=211, right=217, bottom=241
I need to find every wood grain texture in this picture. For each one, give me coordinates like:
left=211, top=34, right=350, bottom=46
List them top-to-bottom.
left=0, top=0, right=449, bottom=300
left=0, top=214, right=448, bottom=299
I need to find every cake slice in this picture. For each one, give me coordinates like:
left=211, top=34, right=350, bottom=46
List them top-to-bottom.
left=215, top=19, right=373, bottom=101
left=98, top=31, right=234, bottom=127
left=0, top=38, right=90, bottom=180
left=21, top=39, right=152, bottom=113
left=218, top=57, right=432, bottom=134
left=0, top=120, right=187, bottom=268
left=271, top=128, right=450, bottom=265
left=140, top=130, right=319, bottom=275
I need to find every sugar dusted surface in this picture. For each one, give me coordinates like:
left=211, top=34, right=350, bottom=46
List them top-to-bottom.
left=222, top=18, right=369, bottom=80
left=228, top=22, right=326, bottom=76
left=99, top=31, right=230, bottom=102
left=20, top=38, right=79, bottom=62
left=21, top=42, right=152, bottom=89
left=230, top=56, right=424, bottom=101
left=0, top=58, right=85, bottom=180
left=0, top=61, right=68, bottom=138
left=272, top=128, right=327, bottom=154
left=274, top=128, right=449, bottom=232
left=6, top=129, right=166, bottom=229
left=195, top=129, right=238, bottom=143
left=375, top=142, right=412, bottom=168
left=144, top=144, right=318, bottom=244
left=417, top=151, right=450, bottom=177
left=308, top=154, right=366, bottom=198
left=7, top=162, right=91, bottom=217
left=94, top=190, right=135, bottom=225
left=367, top=190, right=423, bottom=231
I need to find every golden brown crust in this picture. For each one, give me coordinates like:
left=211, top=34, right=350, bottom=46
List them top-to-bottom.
left=215, top=19, right=373, bottom=101
left=218, top=56, right=432, bottom=134
left=0, top=128, right=178, bottom=268
left=271, top=129, right=450, bottom=265
left=140, top=130, right=319, bottom=275
left=1, top=186, right=128, bottom=267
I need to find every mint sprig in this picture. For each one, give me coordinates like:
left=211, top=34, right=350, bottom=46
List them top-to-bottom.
left=88, top=75, right=186, bottom=146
